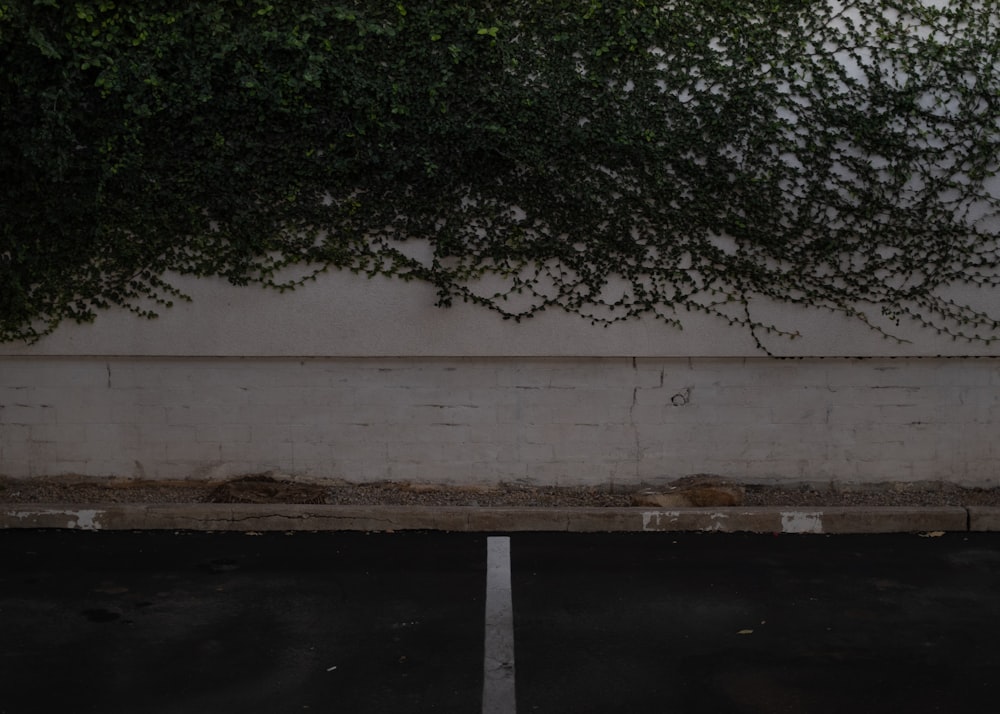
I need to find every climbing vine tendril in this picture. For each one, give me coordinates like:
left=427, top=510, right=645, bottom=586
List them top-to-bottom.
left=2, top=1, right=999, bottom=348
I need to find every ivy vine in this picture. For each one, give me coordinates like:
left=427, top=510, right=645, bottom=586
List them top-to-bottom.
left=2, top=0, right=999, bottom=349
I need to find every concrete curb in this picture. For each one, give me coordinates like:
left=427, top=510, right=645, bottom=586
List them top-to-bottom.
left=0, top=503, right=976, bottom=534
left=968, top=507, right=1000, bottom=532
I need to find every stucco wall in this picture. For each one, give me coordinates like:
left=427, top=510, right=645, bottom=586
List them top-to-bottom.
left=2, top=271, right=1000, bottom=486
left=2, top=272, right=999, bottom=358
left=2, top=353, right=998, bottom=487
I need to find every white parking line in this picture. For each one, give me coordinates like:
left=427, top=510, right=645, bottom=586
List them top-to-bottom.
left=483, top=536, right=516, bottom=714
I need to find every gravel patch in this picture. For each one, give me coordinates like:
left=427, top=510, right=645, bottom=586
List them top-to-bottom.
left=3, top=474, right=1000, bottom=508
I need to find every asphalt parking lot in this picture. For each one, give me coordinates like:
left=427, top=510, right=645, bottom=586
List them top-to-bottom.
left=2, top=530, right=999, bottom=713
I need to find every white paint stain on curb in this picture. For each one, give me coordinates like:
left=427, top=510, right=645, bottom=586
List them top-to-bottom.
left=5, top=509, right=104, bottom=531
left=74, top=509, right=102, bottom=530
left=643, top=510, right=827, bottom=533
left=639, top=511, right=733, bottom=532
left=641, top=511, right=732, bottom=532
left=642, top=511, right=681, bottom=531
left=781, top=511, right=824, bottom=534
left=705, top=512, right=729, bottom=532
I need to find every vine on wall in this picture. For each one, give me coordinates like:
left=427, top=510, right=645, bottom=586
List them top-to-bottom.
left=2, top=1, right=999, bottom=348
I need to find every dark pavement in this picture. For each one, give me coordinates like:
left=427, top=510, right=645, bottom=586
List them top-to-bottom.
left=2, top=531, right=999, bottom=713
left=1, top=532, right=485, bottom=714
left=513, top=533, right=1000, bottom=713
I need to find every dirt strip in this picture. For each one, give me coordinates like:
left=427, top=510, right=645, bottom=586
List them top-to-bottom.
left=4, top=474, right=1000, bottom=509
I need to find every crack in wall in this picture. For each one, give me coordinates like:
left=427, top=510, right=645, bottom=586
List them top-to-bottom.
left=629, top=385, right=641, bottom=482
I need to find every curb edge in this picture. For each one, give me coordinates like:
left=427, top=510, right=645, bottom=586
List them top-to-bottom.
left=0, top=504, right=979, bottom=534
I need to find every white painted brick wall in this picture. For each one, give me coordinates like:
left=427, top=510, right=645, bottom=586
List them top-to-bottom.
left=2, top=356, right=998, bottom=487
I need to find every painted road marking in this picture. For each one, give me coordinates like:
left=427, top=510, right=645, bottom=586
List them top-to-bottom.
left=483, top=536, right=516, bottom=714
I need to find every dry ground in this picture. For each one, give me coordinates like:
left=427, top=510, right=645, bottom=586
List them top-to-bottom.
left=3, top=474, right=1000, bottom=508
